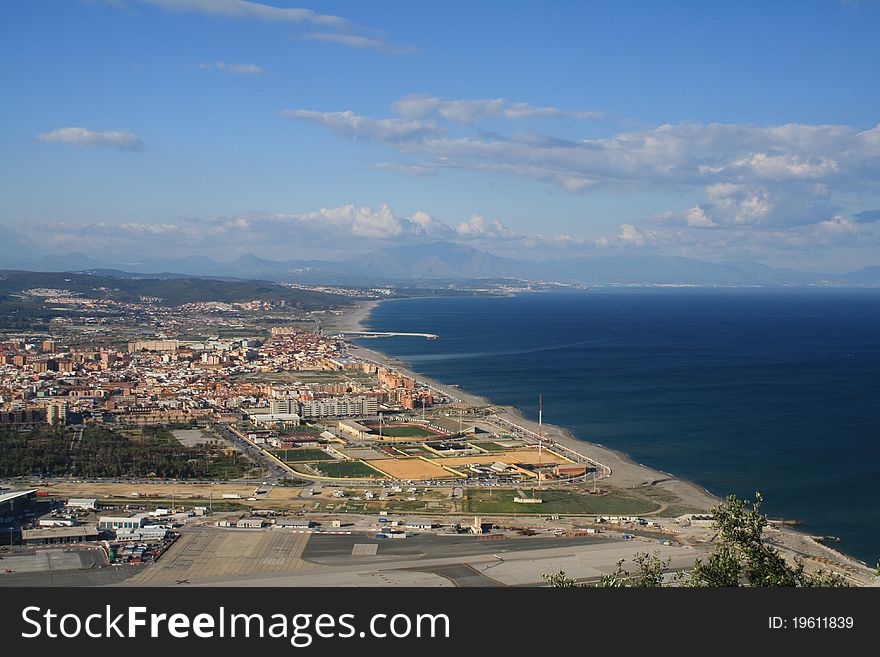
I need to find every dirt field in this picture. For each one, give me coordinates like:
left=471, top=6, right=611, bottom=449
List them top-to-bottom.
left=439, top=448, right=572, bottom=467
left=367, top=458, right=458, bottom=480
left=39, top=482, right=307, bottom=507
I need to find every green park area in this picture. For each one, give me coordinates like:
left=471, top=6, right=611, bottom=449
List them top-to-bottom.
left=463, top=488, right=660, bottom=516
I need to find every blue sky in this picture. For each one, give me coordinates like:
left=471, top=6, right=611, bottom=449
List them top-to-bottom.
left=1, top=0, right=879, bottom=271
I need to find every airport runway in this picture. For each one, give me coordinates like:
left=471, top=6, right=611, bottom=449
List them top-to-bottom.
left=126, top=527, right=704, bottom=587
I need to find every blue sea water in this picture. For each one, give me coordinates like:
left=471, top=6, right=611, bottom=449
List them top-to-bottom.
left=360, top=290, right=880, bottom=565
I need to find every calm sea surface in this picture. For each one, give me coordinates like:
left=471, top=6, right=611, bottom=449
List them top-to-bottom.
left=360, top=290, right=880, bottom=564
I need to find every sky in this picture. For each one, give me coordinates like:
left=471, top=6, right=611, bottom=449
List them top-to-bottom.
left=1, top=0, right=879, bottom=272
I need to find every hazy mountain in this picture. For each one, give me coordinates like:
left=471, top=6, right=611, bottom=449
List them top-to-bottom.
left=1, top=240, right=877, bottom=287
left=333, top=241, right=533, bottom=280
left=112, top=255, right=227, bottom=277
left=841, top=265, right=880, bottom=284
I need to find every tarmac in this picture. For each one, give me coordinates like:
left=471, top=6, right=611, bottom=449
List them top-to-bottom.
left=120, top=525, right=705, bottom=587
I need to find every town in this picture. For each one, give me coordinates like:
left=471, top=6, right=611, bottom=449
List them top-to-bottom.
left=0, top=280, right=873, bottom=587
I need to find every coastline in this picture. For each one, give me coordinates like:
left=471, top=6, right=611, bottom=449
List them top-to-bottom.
left=329, top=298, right=876, bottom=583
left=330, top=300, right=718, bottom=509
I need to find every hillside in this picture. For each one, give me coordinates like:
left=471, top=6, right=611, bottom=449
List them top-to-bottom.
left=0, top=271, right=354, bottom=330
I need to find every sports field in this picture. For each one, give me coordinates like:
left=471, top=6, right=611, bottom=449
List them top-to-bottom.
left=374, top=425, right=439, bottom=438
left=470, top=441, right=509, bottom=452
left=337, top=447, right=387, bottom=460
left=273, top=448, right=334, bottom=462
left=367, top=457, right=458, bottom=480
left=311, top=460, right=385, bottom=479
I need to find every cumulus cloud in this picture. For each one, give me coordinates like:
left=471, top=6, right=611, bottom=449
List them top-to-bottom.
left=303, top=32, right=416, bottom=55
left=199, top=61, right=264, bottom=75
left=35, top=127, right=144, bottom=151
left=13, top=199, right=878, bottom=268
left=20, top=204, right=549, bottom=262
left=291, top=204, right=450, bottom=239
left=22, top=205, right=461, bottom=259
left=683, top=206, right=716, bottom=227
left=590, top=211, right=877, bottom=263
left=455, top=215, right=521, bottom=240
left=813, top=215, right=859, bottom=237
left=616, top=224, right=657, bottom=246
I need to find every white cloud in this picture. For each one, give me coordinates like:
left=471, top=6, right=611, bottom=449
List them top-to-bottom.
left=138, top=0, right=350, bottom=29
left=107, top=2, right=411, bottom=54
left=303, top=32, right=416, bottom=55
left=199, top=61, right=264, bottom=75
left=390, top=94, right=603, bottom=123
left=390, top=95, right=442, bottom=120
left=437, top=99, right=507, bottom=124
left=288, top=104, right=880, bottom=232
left=296, top=109, right=879, bottom=193
left=281, top=110, right=440, bottom=142
left=35, top=127, right=144, bottom=151
left=368, top=162, right=437, bottom=177
left=15, top=201, right=878, bottom=268
left=293, top=204, right=450, bottom=239
left=28, top=205, right=459, bottom=258
left=684, top=206, right=716, bottom=227
left=590, top=211, right=877, bottom=263
left=455, top=214, right=520, bottom=240
left=814, top=215, right=859, bottom=236
left=119, top=222, right=185, bottom=235
left=617, top=224, right=657, bottom=246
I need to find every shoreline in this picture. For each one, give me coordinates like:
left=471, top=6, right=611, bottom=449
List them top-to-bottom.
left=329, top=298, right=876, bottom=583
left=330, top=299, right=720, bottom=510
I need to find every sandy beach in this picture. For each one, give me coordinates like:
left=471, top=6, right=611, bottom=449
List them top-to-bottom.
left=328, top=298, right=877, bottom=583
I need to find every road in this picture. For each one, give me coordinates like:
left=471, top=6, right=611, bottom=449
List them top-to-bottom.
left=210, top=424, right=290, bottom=484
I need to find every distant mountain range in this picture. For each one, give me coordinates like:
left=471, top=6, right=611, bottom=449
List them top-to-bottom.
left=1, top=239, right=878, bottom=287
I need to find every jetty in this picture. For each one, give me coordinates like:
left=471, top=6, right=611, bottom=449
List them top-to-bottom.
left=335, top=331, right=438, bottom=340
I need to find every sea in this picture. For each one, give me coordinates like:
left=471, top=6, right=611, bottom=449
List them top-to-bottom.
left=359, top=289, right=880, bottom=565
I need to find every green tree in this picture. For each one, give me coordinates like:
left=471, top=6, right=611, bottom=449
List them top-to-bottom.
left=545, top=492, right=848, bottom=588
left=686, top=493, right=846, bottom=587
left=543, top=552, right=670, bottom=588
left=542, top=571, right=583, bottom=588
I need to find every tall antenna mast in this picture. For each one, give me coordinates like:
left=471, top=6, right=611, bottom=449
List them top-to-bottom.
left=537, top=394, right=543, bottom=490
